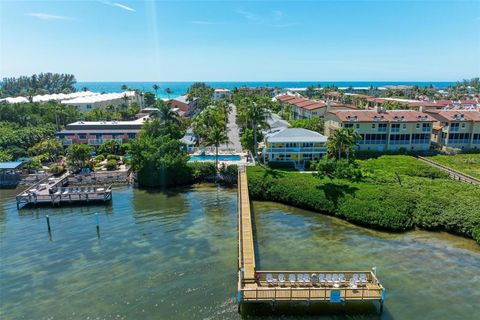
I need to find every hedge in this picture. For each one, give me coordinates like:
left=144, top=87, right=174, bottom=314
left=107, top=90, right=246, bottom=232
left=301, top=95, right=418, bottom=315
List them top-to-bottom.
left=247, top=156, right=480, bottom=242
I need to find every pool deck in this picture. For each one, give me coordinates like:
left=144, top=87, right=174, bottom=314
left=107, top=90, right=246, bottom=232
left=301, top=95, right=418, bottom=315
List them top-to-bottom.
left=237, top=167, right=385, bottom=311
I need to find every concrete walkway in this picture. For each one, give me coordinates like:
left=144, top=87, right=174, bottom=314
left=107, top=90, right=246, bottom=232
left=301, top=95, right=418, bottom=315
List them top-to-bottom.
left=220, top=103, right=242, bottom=152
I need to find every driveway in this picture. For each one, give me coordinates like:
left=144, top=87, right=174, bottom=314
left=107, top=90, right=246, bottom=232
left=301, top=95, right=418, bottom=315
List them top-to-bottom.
left=220, top=103, right=242, bottom=152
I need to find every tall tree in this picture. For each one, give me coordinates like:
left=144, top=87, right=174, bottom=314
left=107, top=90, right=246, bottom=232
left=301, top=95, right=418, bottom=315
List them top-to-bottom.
left=152, top=84, right=160, bottom=97
left=165, top=87, right=173, bottom=98
left=237, top=97, right=270, bottom=158
left=204, top=125, right=229, bottom=172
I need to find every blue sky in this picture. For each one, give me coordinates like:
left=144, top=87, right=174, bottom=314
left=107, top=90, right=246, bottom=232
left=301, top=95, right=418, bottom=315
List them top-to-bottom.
left=1, top=0, right=479, bottom=81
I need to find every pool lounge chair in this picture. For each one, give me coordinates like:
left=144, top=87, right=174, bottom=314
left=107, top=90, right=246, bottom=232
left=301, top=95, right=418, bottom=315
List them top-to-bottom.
left=62, top=189, right=69, bottom=195
left=266, top=273, right=275, bottom=286
left=318, top=273, right=325, bottom=286
left=359, top=273, right=368, bottom=286
left=278, top=274, right=286, bottom=286
left=289, top=274, right=296, bottom=286
left=296, top=274, right=305, bottom=286
left=303, top=274, right=311, bottom=286
left=326, top=274, right=333, bottom=286
left=332, top=274, right=340, bottom=288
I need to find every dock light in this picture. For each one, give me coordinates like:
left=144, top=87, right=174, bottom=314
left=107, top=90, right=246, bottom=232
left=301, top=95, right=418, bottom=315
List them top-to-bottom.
left=372, top=266, right=377, bottom=275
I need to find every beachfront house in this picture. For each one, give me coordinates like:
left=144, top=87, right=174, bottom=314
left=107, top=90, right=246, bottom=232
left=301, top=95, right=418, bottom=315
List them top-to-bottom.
left=213, top=89, right=232, bottom=101
left=61, top=91, right=144, bottom=112
left=275, top=94, right=355, bottom=119
left=169, top=95, right=199, bottom=117
left=325, top=110, right=435, bottom=152
left=425, top=110, right=480, bottom=151
left=56, top=116, right=149, bottom=146
left=262, top=128, right=328, bottom=168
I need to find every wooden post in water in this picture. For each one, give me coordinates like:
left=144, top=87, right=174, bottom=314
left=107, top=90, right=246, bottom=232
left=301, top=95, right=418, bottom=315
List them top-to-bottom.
left=95, top=212, right=100, bottom=237
left=46, top=215, right=51, bottom=233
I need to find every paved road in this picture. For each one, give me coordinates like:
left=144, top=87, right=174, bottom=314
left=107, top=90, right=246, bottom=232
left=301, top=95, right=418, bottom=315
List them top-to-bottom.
left=220, top=103, right=242, bottom=152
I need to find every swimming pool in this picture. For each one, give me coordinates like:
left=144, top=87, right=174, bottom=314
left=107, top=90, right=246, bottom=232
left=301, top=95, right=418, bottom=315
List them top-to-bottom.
left=189, top=155, right=241, bottom=162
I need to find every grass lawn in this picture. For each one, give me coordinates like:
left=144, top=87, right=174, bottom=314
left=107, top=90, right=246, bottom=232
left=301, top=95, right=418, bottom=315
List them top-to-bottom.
left=426, top=154, right=480, bottom=179
left=247, top=156, right=480, bottom=243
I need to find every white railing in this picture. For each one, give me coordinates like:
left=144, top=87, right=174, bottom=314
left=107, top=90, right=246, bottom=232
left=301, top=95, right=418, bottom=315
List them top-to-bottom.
left=87, top=138, right=123, bottom=145
left=266, top=147, right=327, bottom=153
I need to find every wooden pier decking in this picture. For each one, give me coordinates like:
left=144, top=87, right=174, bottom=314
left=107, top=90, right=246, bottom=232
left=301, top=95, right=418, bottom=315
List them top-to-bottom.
left=237, top=167, right=385, bottom=312
left=16, top=172, right=112, bottom=209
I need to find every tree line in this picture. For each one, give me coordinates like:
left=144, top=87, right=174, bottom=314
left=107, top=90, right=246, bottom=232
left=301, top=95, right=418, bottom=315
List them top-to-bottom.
left=1, top=73, right=77, bottom=97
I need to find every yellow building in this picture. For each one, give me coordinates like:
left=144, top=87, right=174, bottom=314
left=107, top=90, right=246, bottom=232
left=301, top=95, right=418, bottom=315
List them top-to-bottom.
left=325, top=110, right=435, bottom=152
left=425, top=110, right=480, bottom=151
left=262, top=128, right=327, bottom=168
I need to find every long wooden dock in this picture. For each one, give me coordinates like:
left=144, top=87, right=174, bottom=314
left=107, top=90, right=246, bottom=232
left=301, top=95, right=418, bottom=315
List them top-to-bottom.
left=237, top=167, right=385, bottom=313
left=16, top=172, right=112, bottom=209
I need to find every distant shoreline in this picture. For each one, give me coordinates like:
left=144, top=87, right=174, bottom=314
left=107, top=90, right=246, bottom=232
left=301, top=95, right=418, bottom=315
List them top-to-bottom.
left=75, top=80, right=456, bottom=98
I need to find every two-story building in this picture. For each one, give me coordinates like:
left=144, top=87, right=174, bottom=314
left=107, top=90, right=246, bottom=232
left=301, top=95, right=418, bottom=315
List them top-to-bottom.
left=212, top=88, right=232, bottom=101
left=275, top=94, right=355, bottom=119
left=169, top=95, right=199, bottom=117
left=325, top=110, right=435, bottom=151
left=425, top=110, right=480, bottom=150
left=56, top=116, right=149, bottom=146
left=262, top=128, right=328, bottom=168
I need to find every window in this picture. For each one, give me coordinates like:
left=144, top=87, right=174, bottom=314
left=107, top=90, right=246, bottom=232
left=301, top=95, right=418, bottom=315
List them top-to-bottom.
left=344, top=123, right=354, bottom=128
left=378, top=123, right=387, bottom=132
left=391, top=123, right=400, bottom=132
left=416, top=123, right=420, bottom=129
left=422, top=123, right=431, bottom=132
left=450, top=123, right=460, bottom=132
left=461, top=123, right=466, bottom=129
left=356, top=124, right=360, bottom=129
left=371, top=124, right=376, bottom=129
left=402, top=124, right=407, bottom=129
left=128, top=133, right=136, bottom=139
left=412, top=133, right=430, bottom=144
left=448, top=133, right=470, bottom=143
left=364, top=134, right=387, bottom=144
left=389, top=134, right=411, bottom=144
left=78, top=135, right=86, bottom=140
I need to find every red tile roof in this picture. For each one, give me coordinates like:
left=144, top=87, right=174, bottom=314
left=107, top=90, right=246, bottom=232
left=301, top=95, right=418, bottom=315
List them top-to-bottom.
left=276, top=94, right=297, bottom=102
left=328, top=110, right=436, bottom=123
left=424, top=110, right=480, bottom=122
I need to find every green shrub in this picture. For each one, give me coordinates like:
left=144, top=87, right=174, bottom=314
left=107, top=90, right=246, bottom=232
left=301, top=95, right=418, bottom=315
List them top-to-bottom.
left=96, top=154, right=105, bottom=162
left=107, top=154, right=120, bottom=161
left=247, top=155, right=480, bottom=239
left=106, top=159, right=118, bottom=171
left=188, top=162, right=216, bottom=181
left=49, top=163, right=65, bottom=176
left=473, top=225, right=480, bottom=244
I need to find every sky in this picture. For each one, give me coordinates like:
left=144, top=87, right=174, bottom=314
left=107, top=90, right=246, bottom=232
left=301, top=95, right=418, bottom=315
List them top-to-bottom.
left=0, top=0, right=479, bottom=82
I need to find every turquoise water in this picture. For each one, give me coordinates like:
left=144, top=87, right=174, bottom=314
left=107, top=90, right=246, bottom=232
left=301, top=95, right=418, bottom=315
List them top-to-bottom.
left=75, top=81, right=455, bottom=99
left=189, top=155, right=241, bottom=162
left=1, top=186, right=479, bottom=319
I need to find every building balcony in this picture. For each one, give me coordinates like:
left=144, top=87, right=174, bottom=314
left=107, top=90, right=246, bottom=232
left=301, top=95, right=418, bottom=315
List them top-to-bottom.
left=87, top=138, right=124, bottom=145
left=62, top=139, right=73, bottom=146
left=412, top=139, right=430, bottom=144
left=445, top=139, right=471, bottom=144
left=358, top=140, right=387, bottom=145
left=389, top=140, right=411, bottom=145
left=266, top=147, right=327, bottom=153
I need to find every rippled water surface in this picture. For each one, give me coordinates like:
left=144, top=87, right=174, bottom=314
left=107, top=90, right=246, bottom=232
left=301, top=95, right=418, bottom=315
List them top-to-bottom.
left=1, top=185, right=479, bottom=319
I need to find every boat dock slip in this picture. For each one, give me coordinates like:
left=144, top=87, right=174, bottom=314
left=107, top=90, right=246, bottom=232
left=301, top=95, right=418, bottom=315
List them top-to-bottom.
left=237, top=167, right=385, bottom=312
left=16, top=172, right=112, bottom=209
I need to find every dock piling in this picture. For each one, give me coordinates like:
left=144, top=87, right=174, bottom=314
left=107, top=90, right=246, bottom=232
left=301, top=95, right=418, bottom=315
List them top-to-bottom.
left=95, top=212, right=100, bottom=237
left=46, top=215, right=51, bottom=233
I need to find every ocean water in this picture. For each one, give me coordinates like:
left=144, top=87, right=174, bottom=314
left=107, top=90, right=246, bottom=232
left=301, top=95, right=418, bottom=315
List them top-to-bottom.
left=75, top=81, right=455, bottom=99
left=1, top=185, right=479, bottom=319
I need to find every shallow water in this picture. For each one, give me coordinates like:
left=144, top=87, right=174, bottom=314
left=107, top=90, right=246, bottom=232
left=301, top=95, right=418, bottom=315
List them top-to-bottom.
left=0, top=185, right=479, bottom=319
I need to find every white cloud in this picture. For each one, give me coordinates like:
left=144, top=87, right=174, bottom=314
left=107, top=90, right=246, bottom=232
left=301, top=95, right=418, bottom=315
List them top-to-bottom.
left=99, top=1, right=135, bottom=12
left=113, top=3, right=135, bottom=12
left=236, top=9, right=258, bottom=21
left=28, top=13, right=74, bottom=21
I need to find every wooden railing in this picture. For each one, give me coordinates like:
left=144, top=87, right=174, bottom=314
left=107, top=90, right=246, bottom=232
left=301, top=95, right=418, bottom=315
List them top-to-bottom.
left=416, top=156, right=480, bottom=185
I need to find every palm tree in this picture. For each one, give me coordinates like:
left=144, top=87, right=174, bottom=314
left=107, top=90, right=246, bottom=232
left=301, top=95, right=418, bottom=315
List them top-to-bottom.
left=121, top=84, right=128, bottom=91
left=152, top=84, right=160, bottom=97
left=81, top=87, right=89, bottom=92
left=165, top=87, right=173, bottom=98
left=237, top=97, right=270, bottom=158
left=156, top=103, right=179, bottom=125
left=205, top=125, right=229, bottom=173
left=327, top=128, right=359, bottom=161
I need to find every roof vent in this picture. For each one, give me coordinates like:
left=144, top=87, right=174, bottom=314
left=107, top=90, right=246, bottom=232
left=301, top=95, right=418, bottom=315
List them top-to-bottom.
left=347, top=115, right=358, bottom=122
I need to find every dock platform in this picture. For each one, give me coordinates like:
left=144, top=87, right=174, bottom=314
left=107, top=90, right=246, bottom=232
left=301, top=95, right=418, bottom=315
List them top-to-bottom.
left=237, top=167, right=385, bottom=312
left=16, top=172, right=112, bottom=209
